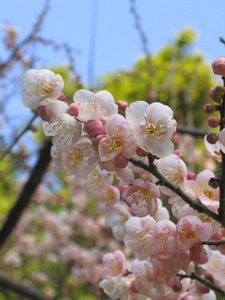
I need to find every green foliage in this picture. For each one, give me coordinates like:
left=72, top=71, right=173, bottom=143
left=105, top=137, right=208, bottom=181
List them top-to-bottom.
left=101, top=27, right=215, bottom=128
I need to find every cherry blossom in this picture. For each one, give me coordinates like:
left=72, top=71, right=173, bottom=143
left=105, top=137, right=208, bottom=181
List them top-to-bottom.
left=23, top=69, right=64, bottom=109
left=73, top=89, right=118, bottom=122
left=125, top=101, right=177, bottom=157
left=43, top=113, right=82, bottom=151
left=98, top=114, right=137, bottom=163
left=154, top=153, right=187, bottom=196
left=122, top=179, right=159, bottom=217
left=97, top=185, right=120, bottom=214
left=124, top=215, right=157, bottom=258
left=176, top=216, right=213, bottom=251
left=101, top=250, right=126, bottom=279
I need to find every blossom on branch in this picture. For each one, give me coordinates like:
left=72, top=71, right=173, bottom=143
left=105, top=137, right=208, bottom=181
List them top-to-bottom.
left=23, top=69, right=64, bottom=109
left=125, top=101, right=177, bottom=157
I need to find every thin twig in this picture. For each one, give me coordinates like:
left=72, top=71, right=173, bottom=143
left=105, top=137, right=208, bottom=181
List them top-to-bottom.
left=0, top=0, right=51, bottom=73
left=0, top=114, right=37, bottom=161
left=177, top=127, right=209, bottom=137
left=0, top=140, right=52, bottom=248
left=129, top=156, right=225, bottom=226
left=202, top=239, right=225, bottom=246
left=0, top=270, right=53, bottom=300
left=177, top=272, right=225, bottom=297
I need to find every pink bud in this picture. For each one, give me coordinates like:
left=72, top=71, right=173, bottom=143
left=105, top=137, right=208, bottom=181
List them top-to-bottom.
left=212, top=56, right=225, bottom=76
left=209, top=86, right=225, bottom=103
left=59, top=92, right=66, bottom=102
left=117, top=100, right=129, bottom=109
left=67, top=103, right=79, bottom=116
left=203, top=103, right=216, bottom=114
left=39, top=106, right=52, bottom=122
left=207, top=116, right=220, bottom=128
left=85, top=119, right=104, bottom=137
left=206, top=132, right=219, bottom=144
left=93, top=134, right=106, bottom=149
left=136, top=146, right=148, bottom=156
left=174, top=150, right=182, bottom=158
left=114, top=154, right=129, bottom=168
left=187, top=171, right=195, bottom=180
left=172, top=281, right=182, bottom=293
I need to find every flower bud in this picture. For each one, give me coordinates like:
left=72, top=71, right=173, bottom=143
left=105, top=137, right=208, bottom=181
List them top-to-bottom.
left=212, top=56, right=225, bottom=76
left=209, top=86, right=225, bottom=103
left=59, top=93, right=68, bottom=104
left=116, top=100, right=128, bottom=109
left=67, top=103, right=79, bottom=116
left=203, top=103, right=216, bottom=114
left=39, top=106, right=52, bottom=122
left=207, top=116, right=220, bottom=128
left=85, top=119, right=104, bottom=137
left=206, top=133, right=219, bottom=144
left=93, top=134, right=105, bottom=149
left=136, top=146, right=148, bottom=156
left=174, top=150, right=182, bottom=158
left=114, top=154, right=129, bottom=168
left=187, top=171, right=195, bottom=180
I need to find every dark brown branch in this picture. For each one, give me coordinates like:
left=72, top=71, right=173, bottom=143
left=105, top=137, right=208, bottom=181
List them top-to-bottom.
left=0, top=113, right=37, bottom=161
left=176, top=127, right=209, bottom=137
left=0, top=140, right=52, bottom=248
left=129, top=156, right=225, bottom=226
left=202, top=239, right=225, bottom=246
left=0, top=270, right=53, bottom=300
left=177, top=272, right=225, bottom=297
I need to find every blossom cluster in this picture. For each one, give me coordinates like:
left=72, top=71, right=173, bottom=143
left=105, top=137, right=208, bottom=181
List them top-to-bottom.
left=21, top=67, right=225, bottom=299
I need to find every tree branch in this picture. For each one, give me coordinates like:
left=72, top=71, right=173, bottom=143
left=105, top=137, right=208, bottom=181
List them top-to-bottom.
left=218, top=77, right=225, bottom=221
left=0, top=113, right=37, bottom=161
left=176, top=127, right=209, bottom=138
left=0, top=140, right=52, bottom=248
left=129, top=156, right=225, bottom=226
left=202, top=239, right=225, bottom=246
left=0, top=270, right=53, bottom=300
left=177, top=272, right=225, bottom=297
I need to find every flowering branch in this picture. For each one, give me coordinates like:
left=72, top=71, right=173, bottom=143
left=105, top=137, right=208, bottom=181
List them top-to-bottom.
left=218, top=77, right=225, bottom=221
left=0, top=113, right=37, bottom=161
left=0, top=140, right=52, bottom=248
left=129, top=156, right=224, bottom=226
left=0, top=270, right=53, bottom=300
left=177, top=272, right=225, bottom=297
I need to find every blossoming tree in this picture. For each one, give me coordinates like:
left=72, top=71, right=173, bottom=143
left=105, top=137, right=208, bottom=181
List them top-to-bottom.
left=12, top=55, right=225, bottom=300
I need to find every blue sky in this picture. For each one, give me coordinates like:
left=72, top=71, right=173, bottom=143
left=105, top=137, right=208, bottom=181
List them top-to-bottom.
left=1, top=0, right=225, bottom=86
left=1, top=0, right=225, bottom=145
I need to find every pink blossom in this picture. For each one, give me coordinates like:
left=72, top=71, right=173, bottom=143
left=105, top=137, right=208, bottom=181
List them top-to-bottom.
left=23, top=69, right=64, bottom=109
left=73, top=89, right=118, bottom=122
left=126, top=101, right=177, bottom=157
left=43, top=113, right=82, bottom=151
left=98, top=114, right=137, bottom=162
left=61, top=135, right=99, bottom=177
left=155, top=153, right=187, bottom=196
left=184, top=170, right=219, bottom=203
left=122, top=179, right=159, bottom=217
left=97, top=185, right=120, bottom=214
left=106, top=203, right=131, bottom=241
left=124, top=215, right=156, bottom=258
left=176, top=216, right=213, bottom=251
left=153, top=220, right=176, bottom=258
left=101, top=250, right=126, bottom=279
left=131, top=259, right=162, bottom=298
left=99, top=277, right=131, bottom=300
